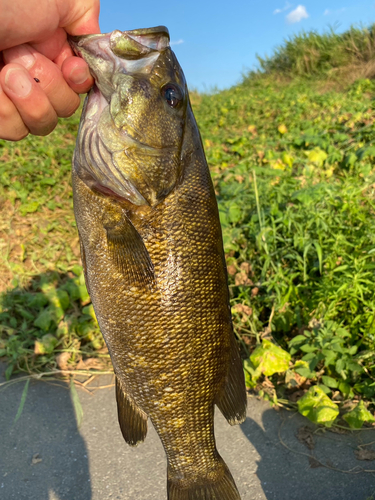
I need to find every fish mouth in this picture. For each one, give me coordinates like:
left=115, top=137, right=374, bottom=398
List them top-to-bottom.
left=69, top=26, right=170, bottom=57
left=69, top=27, right=170, bottom=101
left=70, top=27, right=172, bottom=206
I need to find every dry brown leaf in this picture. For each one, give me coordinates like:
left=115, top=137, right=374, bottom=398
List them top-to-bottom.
left=240, top=262, right=252, bottom=275
left=227, top=264, right=237, bottom=276
left=235, top=273, right=253, bottom=286
left=251, top=287, right=259, bottom=297
left=232, top=304, right=253, bottom=316
left=34, top=341, right=43, bottom=355
left=56, top=352, right=71, bottom=371
left=76, top=358, right=106, bottom=370
left=285, top=370, right=306, bottom=389
left=297, top=426, right=315, bottom=450
left=355, top=448, right=375, bottom=461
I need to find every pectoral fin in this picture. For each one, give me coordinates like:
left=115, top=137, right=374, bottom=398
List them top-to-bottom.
left=105, top=214, right=155, bottom=287
left=216, top=333, right=247, bottom=425
left=115, top=376, right=148, bottom=446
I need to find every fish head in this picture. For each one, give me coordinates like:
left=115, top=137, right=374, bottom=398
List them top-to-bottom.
left=70, top=27, right=189, bottom=207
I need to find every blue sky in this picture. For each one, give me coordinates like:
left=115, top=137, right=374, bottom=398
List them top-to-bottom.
left=98, top=1, right=375, bottom=91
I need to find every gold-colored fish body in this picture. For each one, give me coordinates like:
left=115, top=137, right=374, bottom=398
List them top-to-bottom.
left=71, top=27, right=246, bottom=500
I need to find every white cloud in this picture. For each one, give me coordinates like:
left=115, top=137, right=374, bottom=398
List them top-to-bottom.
left=273, top=2, right=292, bottom=14
left=286, top=5, right=309, bottom=23
left=324, top=7, right=346, bottom=15
left=170, top=39, right=184, bottom=46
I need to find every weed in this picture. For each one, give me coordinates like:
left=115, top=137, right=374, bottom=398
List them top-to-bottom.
left=1, top=28, right=375, bottom=426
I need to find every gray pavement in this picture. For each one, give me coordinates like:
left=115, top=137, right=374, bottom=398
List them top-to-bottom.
left=1, top=361, right=375, bottom=500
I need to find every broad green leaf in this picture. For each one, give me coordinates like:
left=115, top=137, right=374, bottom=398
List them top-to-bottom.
left=357, top=146, right=375, bottom=160
left=307, top=148, right=328, bottom=167
left=282, top=152, right=294, bottom=167
left=19, top=201, right=39, bottom=215
left=228, top=203, right=242, bottom=224
left=71, top=265, right=83, bottom=276
left=47, top=290, right=70, bottom=311
left=28, top=293, right=49, bottom=308
left=82, top=304, right=97, bottom=323
left=33, top=306, right=64, bottom=331
left=33, top=309, right=53, bottom=331
left=35, top=334, right=58, bottom=355
left=288, top=334, right=308, bottom=347
left=250, top=339, right=291, bottom=378
left=300, top=344, right=317, bottom=353
left=294, top=359, right=315, bottom=379
left=321, top=375, right=338, bottom=388
left=339, top=382, right=354, bottom=399
left=317, top=384, right=331, bottom=394
left=297, top=386, right=339, bottom=427
left=343, top=401, right=375, bottom=429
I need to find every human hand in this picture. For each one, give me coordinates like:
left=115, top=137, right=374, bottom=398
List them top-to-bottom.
left=0, top=0, right=100, bottom=141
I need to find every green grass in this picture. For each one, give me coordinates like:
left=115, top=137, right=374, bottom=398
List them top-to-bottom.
left=255, top=23, right=375, bottom=79
left=1, top=26, right=375, bottom=426
left=191, top=74, right=375, bottom=423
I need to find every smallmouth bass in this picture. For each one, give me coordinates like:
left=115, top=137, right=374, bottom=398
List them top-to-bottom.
left=70, top=26, right=247, bottom=500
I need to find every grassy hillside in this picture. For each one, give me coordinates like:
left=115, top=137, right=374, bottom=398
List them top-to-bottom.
left=255, top=23, right=375, bottom=82
left=1, top=26, right=375, bottom=427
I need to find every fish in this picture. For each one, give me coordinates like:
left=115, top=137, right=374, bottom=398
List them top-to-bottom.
left=69, top=26, right=247, bottom=500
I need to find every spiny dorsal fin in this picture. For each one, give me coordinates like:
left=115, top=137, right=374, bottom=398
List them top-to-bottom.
left=105, top=214, right=155, bottom=288
left=115, top=376, right=148, bottom=447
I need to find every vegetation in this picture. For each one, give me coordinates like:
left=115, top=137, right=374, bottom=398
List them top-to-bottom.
left=256, top=23, right=375, bottom=80
left=1, top=25, right=375, bottom=428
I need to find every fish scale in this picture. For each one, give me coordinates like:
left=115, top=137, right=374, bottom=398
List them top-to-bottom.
left=70, top=26, right=246, bottom=500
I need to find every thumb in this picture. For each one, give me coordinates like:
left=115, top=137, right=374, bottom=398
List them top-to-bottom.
left=59, top=0, right=101, bottom=36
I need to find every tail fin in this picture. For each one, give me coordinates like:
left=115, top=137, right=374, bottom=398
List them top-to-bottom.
left=167, top=457, right=241, bottom=500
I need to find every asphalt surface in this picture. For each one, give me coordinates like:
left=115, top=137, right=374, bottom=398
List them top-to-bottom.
left=1, top=360, right=375, bottom=500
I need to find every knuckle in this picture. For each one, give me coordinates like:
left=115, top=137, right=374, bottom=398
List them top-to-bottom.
left=59, top=98, right=80, bottom=118
left=32, top=117, right=58, bottom=137
left=0, top=125, right=29, bottom=141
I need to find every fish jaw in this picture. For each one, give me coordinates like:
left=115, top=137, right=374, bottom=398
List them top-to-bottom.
left=71, top=27, right=188, bottom=207
left=69, top=28, right=169, bottom=101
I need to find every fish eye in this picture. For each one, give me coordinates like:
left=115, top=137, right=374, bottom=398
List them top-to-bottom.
left=162, top=84, right=183, bottom=108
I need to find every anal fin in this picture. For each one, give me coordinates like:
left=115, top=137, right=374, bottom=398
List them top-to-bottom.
left=105, top=214, right=155, bottom=288
left=216, top=333, right=247, bottom=425
left=115, top=376, right=148, bottom=446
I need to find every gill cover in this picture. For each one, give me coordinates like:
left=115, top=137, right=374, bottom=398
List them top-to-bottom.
left=71, top=27, right=188, bottom=207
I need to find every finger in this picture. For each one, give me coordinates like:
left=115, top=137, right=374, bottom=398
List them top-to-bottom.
left=61, top=0, right=101, bottom=35
left=1, top=1, right=100, bottom=51
left=30, top=28, right=68, bottom=61
left=54, top=39, right=75, bottom=69
left=3, top=45, right=81, bottom=118
left=61, top=56, right=94, bottom=94
left=0, top=63, right=58, bottom=136
left=0, top=85, right=29, bottom=141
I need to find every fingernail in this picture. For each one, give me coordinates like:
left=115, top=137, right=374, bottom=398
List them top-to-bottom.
left=5, top=45, right=35, bottom=69
left=69, top=66, right=90, bottom=85
left=5, top=68, right=33, bottom=97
